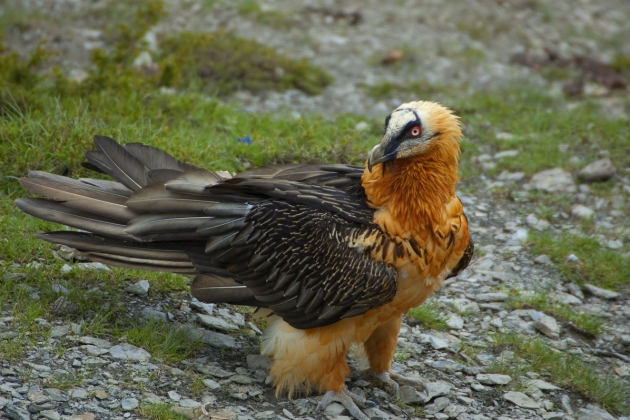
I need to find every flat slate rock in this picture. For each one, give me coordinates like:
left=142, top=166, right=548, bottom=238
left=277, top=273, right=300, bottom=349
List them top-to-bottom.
left=109, top=343, right=151, bottom=361
left=504, top=391, right=540, bottom=409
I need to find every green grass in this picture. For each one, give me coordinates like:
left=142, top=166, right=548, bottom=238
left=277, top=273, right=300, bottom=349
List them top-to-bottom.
left=236, top=0, right=295, bottom=30
left=364, top=80, right=446, bottom=100
left=529, top=231, right=630, bottom=290
left=506, top=291, right=605, bottom=337
left=408, top=300, right=450, bottom=331
left=123, top=319, right=204, bottom=363
left=488, top=332, right=629, bottom=415
left=139, top=403, right=190, bottom=420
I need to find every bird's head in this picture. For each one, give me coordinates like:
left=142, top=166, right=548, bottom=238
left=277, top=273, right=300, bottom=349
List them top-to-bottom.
left=367, top=101, right=462, bottom=172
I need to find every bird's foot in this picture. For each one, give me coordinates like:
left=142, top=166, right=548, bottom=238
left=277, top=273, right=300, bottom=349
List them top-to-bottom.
left=375, top=370, right=425, bottom=397
left=317, top=388, right=376, bottom=420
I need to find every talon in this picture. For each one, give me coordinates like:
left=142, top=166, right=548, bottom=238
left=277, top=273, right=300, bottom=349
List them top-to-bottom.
left=374, top=370, right=425, bottom=395
left=375, top=372, right=399, bottom=397
left=317, top=388, right=372, bottom=420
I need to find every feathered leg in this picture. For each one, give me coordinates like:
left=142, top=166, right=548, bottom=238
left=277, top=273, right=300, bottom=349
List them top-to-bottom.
left=363, top=314, right=425, bottom=396
left=263, top=319, right=374, bottom=420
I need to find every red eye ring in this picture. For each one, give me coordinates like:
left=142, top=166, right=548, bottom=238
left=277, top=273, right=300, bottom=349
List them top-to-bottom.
left=409, top=126, right=422, bottom=138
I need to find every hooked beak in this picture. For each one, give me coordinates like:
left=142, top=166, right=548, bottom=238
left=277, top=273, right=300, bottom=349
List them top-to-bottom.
left=367, top=143, right=397, bottom=172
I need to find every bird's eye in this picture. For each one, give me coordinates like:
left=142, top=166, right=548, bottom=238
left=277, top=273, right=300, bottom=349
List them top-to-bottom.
left=409, top=126, right=422, bottom=138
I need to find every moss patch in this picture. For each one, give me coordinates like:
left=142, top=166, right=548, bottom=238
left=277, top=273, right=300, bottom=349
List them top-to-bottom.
left=158, top=30, right=332, bottom=96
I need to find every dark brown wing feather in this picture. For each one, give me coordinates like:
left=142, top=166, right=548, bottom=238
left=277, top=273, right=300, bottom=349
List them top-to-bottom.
left=201, top=200, right=397, bottom=329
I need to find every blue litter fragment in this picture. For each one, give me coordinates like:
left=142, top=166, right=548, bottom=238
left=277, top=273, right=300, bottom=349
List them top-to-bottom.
left=237, top=136, right=253, bottom=144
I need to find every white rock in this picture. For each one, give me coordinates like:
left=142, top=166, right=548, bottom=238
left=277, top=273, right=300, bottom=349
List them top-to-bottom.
left=133, top=51, right=154, bottom=69
left=69, top=69, right=88, bottom=84
left=355, top=121, right=370, bottom=131
left=495, top=132, right=514, bottom=140
left=494, top=150, right=519, bottom=159
left=578, top=158, right=616, bottom=182
left=530, top=168, right=576, bottom=193
left=497, top=171, right=525, bottom=181
left=571, top=204, right=595, bottom=219
left=526, top=214, right=550, bottom=231
left=511, top=228, right=528, bottom=244
left=606, top=239, right=623, bottom=249
left=534, top=254, right=551, bottom=264
left=566, top=254, right=580, bottom=263
left=76, top=262, right=111, bottom=271
left=127, top=280, right=150, bottom=295
left=582, top=284, right=619, bottom=300
left=552, top=292, right=582, bottom=305
left=472, top=293, right=509, bottom=302
left=190, top=300, right=215, bottom=315
left=531, top=311, right=560, bottom=337
left=197, top=314, right=239, bottom=332
left=446, top=314, right=464, bottom=330
left=50, top=325, right=70, bottom=338
left=77, top=336, right=113, bottom=348
left=428, top=336, right=450, bottom=350
left=109, top=343, right=151, bottom=361
left=476, top=374, right=511, bottom=385
left=202, top=379, right=221, bottom=390
left=526, top=379, right=560, bottom=391
left=423, top=381, right=452, bottom=401
left=69, top=388, right=88, bottom=399
left=168, top=390, right=182, bottom=401
left=504, top=391, right=540, bottom=409
left=121, top=398, right=139, bottom=411
left=180, top=399, right=202, bottom=409
left=324, top=402, right=346, bottom=416
left=577, top=404, right=616, bottom=420
left=364, top=407, right=390, bottom=419
left=39, top=410, right=61, bottom=420
left=543, top=413, right=565, bottom=420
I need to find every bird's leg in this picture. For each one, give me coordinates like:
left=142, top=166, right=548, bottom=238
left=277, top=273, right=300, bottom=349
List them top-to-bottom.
left=362, top=314, right=425, bottom=395
left=317, top=387, right=375, bottom=420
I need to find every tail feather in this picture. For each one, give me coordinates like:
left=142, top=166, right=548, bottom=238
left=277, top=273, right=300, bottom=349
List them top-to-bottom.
left=87, top=136, right=149, bottom=191
left=123, top=143, right=200, bottom=174
left=164, top=169, right=230, bottom=196
left=20, top=171, right=138, bottom=222
left=78, top=178, right=133, bottom=196
left=126, top=183, right=218, bottom=213
left=15, top=198, right=130, bottom=239
left=125, top=214, right=213, bottom=236
left=36, top=232, right=191, bottom=261
left=87, top=253, right=197, bottom=274
left=191, top=274, right=258, bottom=304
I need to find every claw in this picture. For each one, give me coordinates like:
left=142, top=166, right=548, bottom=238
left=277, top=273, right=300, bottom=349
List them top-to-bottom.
left=374, top=370, right=425, bottom=396
left=375, top=371, right=399, bottom=397
left=317, top=388, right=375, bottom=420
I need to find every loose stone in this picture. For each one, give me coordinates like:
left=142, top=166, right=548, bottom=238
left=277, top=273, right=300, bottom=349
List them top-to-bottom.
left=503, top=391, right=540, bottom=409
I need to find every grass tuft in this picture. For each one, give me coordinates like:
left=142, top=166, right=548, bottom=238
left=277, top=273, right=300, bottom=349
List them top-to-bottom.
left=529, top=231, right=630, bottom=290
left=506, top=291, right=605, bottom=337
left=408, top=300, right=450, bottom=331
left=123, top=319, right=204, bottom=363
left=488, top=332, right=629, bottom=415
left=139, top=403, right=189, bottom=420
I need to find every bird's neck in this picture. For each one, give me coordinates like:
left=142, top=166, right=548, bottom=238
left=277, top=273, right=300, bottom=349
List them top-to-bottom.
left=361, top=153, right=459, bottom=235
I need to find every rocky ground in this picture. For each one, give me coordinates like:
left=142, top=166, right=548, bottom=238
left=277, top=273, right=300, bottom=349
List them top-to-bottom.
left=1, top=0, right=630, bottom=420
